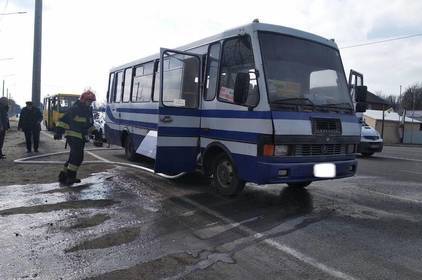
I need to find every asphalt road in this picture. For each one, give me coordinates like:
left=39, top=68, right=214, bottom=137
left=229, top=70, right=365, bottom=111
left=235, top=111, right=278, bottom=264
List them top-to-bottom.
left=1, top=142, right=422, bottom=280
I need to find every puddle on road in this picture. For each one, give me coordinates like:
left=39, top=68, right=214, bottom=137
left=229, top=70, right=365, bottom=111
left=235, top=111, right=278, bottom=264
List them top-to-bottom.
left=40, top=183, right=94, bottom=194
left=0, top=199, right=117, bottom=216
left=68, top=213, right=111, bottom=229
left=65, top=226, right=142, bottom=252
left=84, top=252, right=200, bottom=280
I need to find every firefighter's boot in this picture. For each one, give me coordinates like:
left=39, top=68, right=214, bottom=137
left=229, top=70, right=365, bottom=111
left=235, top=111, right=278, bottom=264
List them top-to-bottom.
left=58, top=170, right=67, bottom=184
left=64, top=170, right=81, bottom=186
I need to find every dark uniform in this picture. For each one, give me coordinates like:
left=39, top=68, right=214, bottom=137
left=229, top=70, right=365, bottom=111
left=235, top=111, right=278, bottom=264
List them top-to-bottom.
left=0, top=97, right=10, bottom=158
left=55, top=100, right=94, bottom=185
left=18, top=102, right=43, bottom=152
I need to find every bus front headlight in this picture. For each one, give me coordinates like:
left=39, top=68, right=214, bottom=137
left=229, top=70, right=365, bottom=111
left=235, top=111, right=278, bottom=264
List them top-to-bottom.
left=274, top=145, right=289, bottom=156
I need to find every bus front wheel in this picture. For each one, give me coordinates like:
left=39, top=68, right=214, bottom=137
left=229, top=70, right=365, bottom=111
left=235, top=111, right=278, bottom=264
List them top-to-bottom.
left=212, top=154, right=245, bottom=196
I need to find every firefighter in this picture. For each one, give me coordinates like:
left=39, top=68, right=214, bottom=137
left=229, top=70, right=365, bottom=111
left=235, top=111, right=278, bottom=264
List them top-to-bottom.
left=54, top=90, right=96, bottom=186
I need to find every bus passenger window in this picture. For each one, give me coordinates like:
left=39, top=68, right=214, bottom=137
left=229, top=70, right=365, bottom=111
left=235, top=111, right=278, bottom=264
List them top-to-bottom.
left=218, top=36, right=259, bottom=107
left=205, top=42, right=221, bottom=101
left=161, top=52, right=199, bottom=108
left=133, top=62, right=154, bottom=102
left=153, top=62, right=160, bottom=102
left=122, top=68, right=133, bottom=103
left=115, top=71, right=123, bottom=103
left=107, top=73, right=115, bottom=103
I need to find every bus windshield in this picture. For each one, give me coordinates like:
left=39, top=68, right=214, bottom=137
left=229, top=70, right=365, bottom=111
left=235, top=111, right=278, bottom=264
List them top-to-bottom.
left=259, top=32, right=353, bottom=112
left=58, top=96, right=78, bottom=112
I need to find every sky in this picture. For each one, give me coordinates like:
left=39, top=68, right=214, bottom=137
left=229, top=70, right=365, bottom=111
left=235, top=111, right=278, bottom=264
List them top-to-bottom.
left=0, top=0, right=422, bottom=107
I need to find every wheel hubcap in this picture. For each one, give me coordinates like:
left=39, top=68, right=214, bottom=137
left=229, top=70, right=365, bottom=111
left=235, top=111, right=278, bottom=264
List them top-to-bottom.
left=216, top=160, right=233, bottom=188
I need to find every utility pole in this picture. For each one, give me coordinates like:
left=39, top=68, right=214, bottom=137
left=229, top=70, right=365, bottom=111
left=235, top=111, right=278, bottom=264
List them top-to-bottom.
left=31, top=0, right=42, bottom=108
left=2, top=80, right=4, bottom=97
left=399, top=85, right=405, bottom=143
left=410, top=88, right=416, bottom=144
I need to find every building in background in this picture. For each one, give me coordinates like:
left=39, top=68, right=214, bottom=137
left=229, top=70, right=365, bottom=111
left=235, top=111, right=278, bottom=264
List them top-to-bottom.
left=366, top=91, right=392, bottom=111
left=363, top=109, right=422, bottom=145
left=405, top=111, right=422, bottom=122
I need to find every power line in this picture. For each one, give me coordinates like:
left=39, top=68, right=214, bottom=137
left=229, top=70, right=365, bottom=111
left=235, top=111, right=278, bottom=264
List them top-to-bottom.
left=340, top=33, right=422, bottom=49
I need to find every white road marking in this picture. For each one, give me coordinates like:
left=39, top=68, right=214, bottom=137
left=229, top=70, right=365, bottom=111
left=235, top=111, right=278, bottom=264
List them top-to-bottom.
left=378, top=155, right=422, bottom=162
left=400, top=170, right=422, bottom=176
left=353, top=186, right=422, bottom=204
left=173, top=193, right=359, bottom=280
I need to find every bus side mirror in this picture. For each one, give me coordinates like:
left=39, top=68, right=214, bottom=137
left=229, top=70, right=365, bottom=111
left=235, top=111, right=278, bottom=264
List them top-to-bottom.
left=234, top=72, right=250, bottom=105
left=355, top=85, right=367, bottom=102
left=356, top=102, right=367, bottom=113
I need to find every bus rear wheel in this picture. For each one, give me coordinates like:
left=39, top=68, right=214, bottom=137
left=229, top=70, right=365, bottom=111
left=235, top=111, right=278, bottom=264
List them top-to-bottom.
left=212, top=154, right=245, bottom=196
left=287, top=181, right=312, bottom=188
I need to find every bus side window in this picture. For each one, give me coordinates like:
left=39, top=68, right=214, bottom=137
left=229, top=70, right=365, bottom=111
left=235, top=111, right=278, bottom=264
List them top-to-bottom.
left=218, top=36, right=259, bottom=107
left=204, top=42, right=221, bottom=101
left=161, top=52, right=199, bottom=108
left=153, top=61, right=160, bottom=102
left=133, top=62, right=154, bottom=102
left=122, top=68, right=133, bottom=103
left=115, top=71, right=123, bottom=103
left=107, top=73, right=115, bottom=103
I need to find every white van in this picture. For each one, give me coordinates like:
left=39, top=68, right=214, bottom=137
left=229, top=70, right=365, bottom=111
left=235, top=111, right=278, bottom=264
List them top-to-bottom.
left=358, top=122, right=383, bottom=157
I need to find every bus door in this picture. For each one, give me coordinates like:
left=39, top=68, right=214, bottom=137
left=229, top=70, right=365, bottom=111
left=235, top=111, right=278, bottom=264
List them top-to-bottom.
left=155, top=48, right=202, bottom=175
left=45, top=97, right=51, bottom=130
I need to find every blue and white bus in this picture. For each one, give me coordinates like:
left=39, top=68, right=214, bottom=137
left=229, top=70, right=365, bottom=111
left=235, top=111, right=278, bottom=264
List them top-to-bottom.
left=105, top=22, right=366, bottom=195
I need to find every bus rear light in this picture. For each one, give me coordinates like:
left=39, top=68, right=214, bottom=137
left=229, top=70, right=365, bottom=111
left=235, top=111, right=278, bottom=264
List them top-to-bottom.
left=263, top=144, right=275, bottom=156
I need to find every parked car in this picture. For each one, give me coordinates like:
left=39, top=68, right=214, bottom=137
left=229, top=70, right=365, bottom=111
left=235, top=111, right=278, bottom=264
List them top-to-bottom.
left=92, top=111, right=106, bottom=146
left=358, top=122, right=383, bottom=157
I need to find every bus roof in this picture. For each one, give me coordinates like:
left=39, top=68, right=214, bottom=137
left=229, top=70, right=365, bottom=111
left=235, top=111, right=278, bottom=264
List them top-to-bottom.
left=111, top=22, right=338, bottom=72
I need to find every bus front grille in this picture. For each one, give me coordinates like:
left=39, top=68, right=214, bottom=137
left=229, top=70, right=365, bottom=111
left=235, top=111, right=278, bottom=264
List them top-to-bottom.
left=312, top=118, right=342, bottom=135
left=294, top=144, right=346, bottom=156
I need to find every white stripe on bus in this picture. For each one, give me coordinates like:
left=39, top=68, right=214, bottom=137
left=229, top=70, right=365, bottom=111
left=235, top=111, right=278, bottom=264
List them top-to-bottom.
left=201, top=138, right=257, bottom=157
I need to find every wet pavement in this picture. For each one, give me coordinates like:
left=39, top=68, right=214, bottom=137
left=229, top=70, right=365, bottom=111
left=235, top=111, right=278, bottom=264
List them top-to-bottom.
left=1, top=146, right=422, bottom=279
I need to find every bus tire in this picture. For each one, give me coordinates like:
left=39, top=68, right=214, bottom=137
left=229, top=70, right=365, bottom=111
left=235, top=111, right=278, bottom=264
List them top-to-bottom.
left=125, top=136, right=137, bottom=161
left=361, top=152, right=374, bottom=157
left=212, top=153, right=245, bottom=196
left=287, top=181, right=312, bottom=188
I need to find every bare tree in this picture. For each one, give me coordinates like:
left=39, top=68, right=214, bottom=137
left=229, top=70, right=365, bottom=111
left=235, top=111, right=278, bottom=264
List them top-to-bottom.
left=400, top=83, right=422, bottom=110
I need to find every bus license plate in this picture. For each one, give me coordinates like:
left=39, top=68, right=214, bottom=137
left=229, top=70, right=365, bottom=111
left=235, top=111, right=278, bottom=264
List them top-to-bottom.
left=314, top=163, right=336, bottom=178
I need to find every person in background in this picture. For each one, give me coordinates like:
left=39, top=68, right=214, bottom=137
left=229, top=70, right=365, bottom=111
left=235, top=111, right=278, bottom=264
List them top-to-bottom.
left=54, top=90, right=96, bottom=186
left=0, top=97, right=10, bottom=159
left=18, top=101, right=43, bottom=153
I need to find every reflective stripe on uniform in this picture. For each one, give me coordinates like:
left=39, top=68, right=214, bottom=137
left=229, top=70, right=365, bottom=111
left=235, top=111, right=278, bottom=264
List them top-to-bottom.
left=73, top=116, right=87, bottom=123
left=56, top=121, right=70, bottom=129
left=64, top=130, right=83, bottom=139
left=67, top=164, right=79, bottom=171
